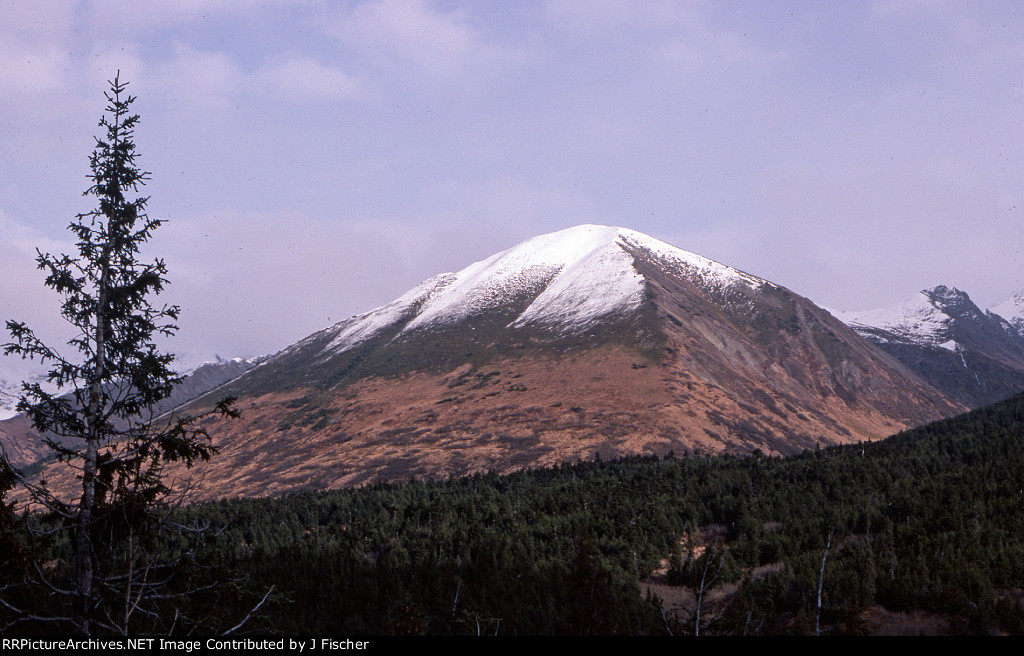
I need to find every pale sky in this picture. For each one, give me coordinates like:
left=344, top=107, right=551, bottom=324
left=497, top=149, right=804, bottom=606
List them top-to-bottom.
left=2, top=1, right=1023, bottom=368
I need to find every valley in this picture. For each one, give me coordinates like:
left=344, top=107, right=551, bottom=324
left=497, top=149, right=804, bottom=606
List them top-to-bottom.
left=20, top=390, right=1016, bottom=636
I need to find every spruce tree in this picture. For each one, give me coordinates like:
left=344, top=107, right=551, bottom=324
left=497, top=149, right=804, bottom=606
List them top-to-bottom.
left=2, top=73, right=236, bottom=635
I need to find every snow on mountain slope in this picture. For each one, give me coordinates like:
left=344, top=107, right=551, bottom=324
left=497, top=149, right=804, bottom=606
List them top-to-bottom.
left=333, top=224, right=770, bottom=344
left=403, top=225, right=647, bottom=334
left=323, top=273, right=458, bottom=353
left=830, top=285, right=1024, bottom=408
left=834, top=285, right=1024, bottom=353
left=832, top=288, right=958, bottom=351
left=991, top=290, right=1024, bottom=333
left=0, top=355, right=261, bottom=422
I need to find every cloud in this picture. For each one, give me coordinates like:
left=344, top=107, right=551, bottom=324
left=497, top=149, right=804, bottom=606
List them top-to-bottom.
left=0, top=0, right=77, bottom=40
left=79, top=0, right=310, bottom=33
left=326, top=0, right=520, bottom=80
left=542, top=0, right=700, bottom=33
left=870, top=0, right=974, bottom=26
left=0, top=1, right=80, bottom=106
left=0, top=39, right=69, bottom=96
left=142, top=43, right=244, bottom=115
left=256, top=55, right=366, bottom=103
left=155, top=210, right=440, bottom=359
left=0, top=211, right=74, bottom=347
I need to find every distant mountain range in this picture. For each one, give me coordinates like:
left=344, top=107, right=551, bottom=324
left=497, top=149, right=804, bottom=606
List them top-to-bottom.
left=3, top=225, right=1021, bottom=498
left=831, top=286, right=1024, bottom=408
left=0, top=357, right=262, bottom=468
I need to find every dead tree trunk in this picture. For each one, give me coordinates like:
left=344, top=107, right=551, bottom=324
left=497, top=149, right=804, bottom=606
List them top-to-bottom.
left=815, top=528, right=834, bottom=636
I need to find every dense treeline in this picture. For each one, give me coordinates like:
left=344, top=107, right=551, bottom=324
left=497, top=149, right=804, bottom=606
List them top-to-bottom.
left=4, top=392, right=1024, bottom=635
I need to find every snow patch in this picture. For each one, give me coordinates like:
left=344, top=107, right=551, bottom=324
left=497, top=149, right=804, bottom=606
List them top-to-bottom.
left=511, top=236, right=643, bottom=330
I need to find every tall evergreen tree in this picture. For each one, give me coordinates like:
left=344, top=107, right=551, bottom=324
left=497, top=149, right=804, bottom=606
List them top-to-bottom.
left=2, top=73, right=236, bottom=635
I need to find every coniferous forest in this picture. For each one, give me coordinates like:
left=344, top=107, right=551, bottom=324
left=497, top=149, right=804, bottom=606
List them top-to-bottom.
left=3, top=392, right=1024, bottom=635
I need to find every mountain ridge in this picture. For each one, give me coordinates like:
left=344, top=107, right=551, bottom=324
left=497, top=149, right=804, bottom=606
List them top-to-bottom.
left=831, top=285, right=1024, bottom=407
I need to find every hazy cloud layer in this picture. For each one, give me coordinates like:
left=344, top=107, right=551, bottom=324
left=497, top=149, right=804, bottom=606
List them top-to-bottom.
left=2, top=1, right=1022, bottom=368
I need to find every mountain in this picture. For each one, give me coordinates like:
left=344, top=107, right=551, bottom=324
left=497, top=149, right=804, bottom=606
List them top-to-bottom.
left=220, top=224, right=770, bottom=393
left=164, top=225, right=961, bottom=499
left=831, top=286, right=1024, bottom=408
left=991, top=290, right=1024, bottom=334
left=0, top=356, right=263, bottom=469
left=155, top=356, right=267, bottom=416
left=0, top=357, right=57, bottom=466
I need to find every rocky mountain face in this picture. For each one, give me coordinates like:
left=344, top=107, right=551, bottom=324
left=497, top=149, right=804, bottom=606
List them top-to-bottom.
left=163, top=225, right=962, bottom=499
left=832, top=286, right=1024, bottom=408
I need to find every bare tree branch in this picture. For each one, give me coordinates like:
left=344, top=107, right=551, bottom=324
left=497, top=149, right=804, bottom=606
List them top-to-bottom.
left=222, top=585, right=275, bottom=636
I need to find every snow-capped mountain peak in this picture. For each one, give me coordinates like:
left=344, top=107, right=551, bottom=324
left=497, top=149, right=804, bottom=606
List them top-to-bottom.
left=403, top=224, right=662, bottom=333
left=323, top=225, right=769, bottom=351
left=830, top=285, right=1024, bottom=408
left=831, top=286, right=961, bottom=351
left=991, top=290, right=1024, bottom=333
